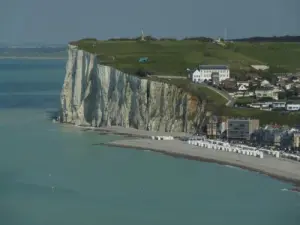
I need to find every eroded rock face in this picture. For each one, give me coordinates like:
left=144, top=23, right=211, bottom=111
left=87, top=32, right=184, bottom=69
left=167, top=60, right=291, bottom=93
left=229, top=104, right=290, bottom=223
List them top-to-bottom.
left=60, top=45, right=206, bottom=133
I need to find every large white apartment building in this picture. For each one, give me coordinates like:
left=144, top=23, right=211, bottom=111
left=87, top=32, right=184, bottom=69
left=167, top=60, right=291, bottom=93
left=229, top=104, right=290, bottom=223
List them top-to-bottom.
left=191, top=65, right=230, bottom=83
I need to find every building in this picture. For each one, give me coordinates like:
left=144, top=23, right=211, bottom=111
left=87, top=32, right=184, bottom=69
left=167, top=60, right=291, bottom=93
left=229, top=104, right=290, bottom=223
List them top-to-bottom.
left=191, top=65, right=230, bottom=83
left=211, top=72, right=220, bottom=85
left=260, top=79, right=272, bottom=88
left=237, top=81, right=250, bottom=87
left=237, top=84, right=248, bottom=91
left=255, top=87, right=281, bottom=100
left=272, top=102, right=286, bottom=109
left=286, top=103, right=300, bottom=111
left=206, top=116, right=228, bottom=139
left=206, top=117, right=218, bottom=138
left=227, top=118, right=259, bottom=140
left=293, top=133, right=300, bottom=148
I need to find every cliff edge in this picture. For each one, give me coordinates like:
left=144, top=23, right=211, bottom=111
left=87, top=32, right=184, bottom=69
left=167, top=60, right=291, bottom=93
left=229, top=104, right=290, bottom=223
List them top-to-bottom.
left=60, top=45, right=207, bottom=133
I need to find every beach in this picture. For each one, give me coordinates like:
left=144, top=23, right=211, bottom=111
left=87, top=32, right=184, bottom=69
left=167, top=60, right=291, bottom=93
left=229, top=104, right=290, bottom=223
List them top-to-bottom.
left=91, top=126, right=300, bottom=188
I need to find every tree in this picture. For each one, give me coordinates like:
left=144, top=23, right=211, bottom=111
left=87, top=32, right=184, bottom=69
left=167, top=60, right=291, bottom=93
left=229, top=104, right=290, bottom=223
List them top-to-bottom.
left=136, top=68, right=148, bottom=77
left=248, top=82, right=256, bottom=92
left=286, top=91, right=294, bottom=99
left=278, top=92, right=286, bottom=100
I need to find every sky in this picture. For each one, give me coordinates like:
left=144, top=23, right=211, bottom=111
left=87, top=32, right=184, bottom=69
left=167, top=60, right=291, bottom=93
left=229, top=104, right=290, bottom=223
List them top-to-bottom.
left=0, top=0, right=299, bottom=44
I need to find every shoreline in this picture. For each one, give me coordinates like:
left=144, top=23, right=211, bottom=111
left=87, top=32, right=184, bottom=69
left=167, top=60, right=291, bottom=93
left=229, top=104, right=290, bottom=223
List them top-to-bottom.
left=0, top=56, right=67, bottom=60
left=65, top=124, right=300, bottom=190
left=97, top=138, right=300, bottom=190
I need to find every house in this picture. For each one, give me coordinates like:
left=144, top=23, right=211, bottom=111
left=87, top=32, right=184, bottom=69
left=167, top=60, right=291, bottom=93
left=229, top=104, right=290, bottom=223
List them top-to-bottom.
left=213, top=38, right=226, bottom=47
left=192, top=65, right=230, bottom=83
left=251, top=65, right=269, bottom=71
left=190, top=69, right=201, bottom=82
left=245, top=73, right=261, bottom=81
left=221, top=78, right=236, bottom=91
left=260, top=79, right=272, bottom=88
left=277, top=79, right=286, bottom=87
left=237, top=81, right=249, bottom=87
left=285, top=83, right=294, bottom=90
left=238, top=84, right=248, bottom=91
left=255, top=87, right=281, bottom=100
left=248, top=102, right=270, bottom=109
left=272, top=102, right=286, bottom=109
left=286, top=103, right=300, bottom=111
left=227, top=118, right=259, bottom=140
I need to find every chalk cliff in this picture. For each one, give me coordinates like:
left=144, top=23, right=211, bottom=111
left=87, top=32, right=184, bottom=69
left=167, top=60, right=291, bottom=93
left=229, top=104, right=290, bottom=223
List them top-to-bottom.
left=60, top=45, right=207, bottom=133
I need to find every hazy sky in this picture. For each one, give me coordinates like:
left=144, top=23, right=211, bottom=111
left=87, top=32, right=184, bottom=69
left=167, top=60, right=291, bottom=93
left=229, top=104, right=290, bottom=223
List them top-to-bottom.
left=0, top=0, right=299, bottom=44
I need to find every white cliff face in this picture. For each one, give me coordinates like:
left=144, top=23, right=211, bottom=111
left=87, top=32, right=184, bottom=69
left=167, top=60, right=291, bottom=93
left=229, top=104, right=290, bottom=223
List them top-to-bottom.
left=60, top=45, right=206, bottom=133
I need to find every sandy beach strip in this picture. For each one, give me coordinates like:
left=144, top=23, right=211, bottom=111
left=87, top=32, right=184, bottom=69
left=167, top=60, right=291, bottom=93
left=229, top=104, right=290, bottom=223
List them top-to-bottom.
left=99, top=138, right=300, bottom=187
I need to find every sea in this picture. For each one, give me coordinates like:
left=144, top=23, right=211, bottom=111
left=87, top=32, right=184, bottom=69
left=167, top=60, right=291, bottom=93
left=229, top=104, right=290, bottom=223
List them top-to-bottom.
left=0, top=59, right=299, bottom=225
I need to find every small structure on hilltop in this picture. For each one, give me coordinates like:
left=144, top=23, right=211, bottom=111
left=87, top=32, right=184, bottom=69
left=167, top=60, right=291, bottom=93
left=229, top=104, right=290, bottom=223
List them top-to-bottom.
left=140, top=29, right=145, bottom=42
left=138, top=57, right=148, bottom=63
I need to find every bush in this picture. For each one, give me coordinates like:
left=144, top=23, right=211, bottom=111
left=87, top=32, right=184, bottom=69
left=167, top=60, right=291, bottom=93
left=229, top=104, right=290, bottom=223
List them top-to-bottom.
left=135, top=68, right=153, bottom=77
left=257, top=97, right=273, bottom=102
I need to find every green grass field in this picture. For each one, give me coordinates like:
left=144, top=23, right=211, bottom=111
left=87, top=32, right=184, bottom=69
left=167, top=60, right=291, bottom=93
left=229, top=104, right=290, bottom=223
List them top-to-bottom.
left=73, top=39, right=300, bottom=75
left=231, top=42, right=300, bottom=72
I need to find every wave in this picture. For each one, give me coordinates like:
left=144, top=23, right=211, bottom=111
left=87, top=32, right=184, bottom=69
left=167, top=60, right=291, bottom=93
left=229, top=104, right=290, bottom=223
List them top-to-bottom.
left=224, top=165, right=245, bottom=171
left=13, top=180, right=79, bottom=195
left=281, top=188, right=289, bottom=192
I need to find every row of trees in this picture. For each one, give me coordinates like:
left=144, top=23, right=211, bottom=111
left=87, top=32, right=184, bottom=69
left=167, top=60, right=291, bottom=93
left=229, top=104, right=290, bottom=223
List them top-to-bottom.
left=232, top=35, right=300, bottom=42
left=108, top=36, right=214, bottom=42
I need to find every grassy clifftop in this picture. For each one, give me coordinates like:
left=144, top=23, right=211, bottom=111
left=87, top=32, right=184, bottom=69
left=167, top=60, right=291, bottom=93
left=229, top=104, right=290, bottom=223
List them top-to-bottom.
left=72, top=39, right=300, bottom=75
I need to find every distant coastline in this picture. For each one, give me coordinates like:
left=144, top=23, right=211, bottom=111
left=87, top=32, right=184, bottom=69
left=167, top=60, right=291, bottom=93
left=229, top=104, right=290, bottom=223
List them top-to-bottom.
left=0, top=56, right=67, bottom=60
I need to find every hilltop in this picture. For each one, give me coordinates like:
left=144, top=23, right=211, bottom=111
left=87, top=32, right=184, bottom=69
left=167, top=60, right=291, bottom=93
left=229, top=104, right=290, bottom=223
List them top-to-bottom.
left=72, top=37, right=300, bottom=75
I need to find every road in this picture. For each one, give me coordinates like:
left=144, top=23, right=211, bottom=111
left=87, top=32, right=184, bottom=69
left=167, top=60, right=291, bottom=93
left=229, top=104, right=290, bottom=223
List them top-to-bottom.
left=152, top=75, right=187, bottom=79
left=154, top=75, right=235, bottom=106
left=197, top=83, right=235, bottom=106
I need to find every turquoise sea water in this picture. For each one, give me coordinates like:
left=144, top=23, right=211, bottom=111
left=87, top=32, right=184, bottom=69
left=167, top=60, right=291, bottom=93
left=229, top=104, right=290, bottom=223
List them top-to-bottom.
left=0, top=59, right=299, bottom=225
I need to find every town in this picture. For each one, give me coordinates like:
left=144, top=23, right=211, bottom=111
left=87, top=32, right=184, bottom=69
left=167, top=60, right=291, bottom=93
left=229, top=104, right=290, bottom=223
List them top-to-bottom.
left=187, top=63, right=300, bottom=157
left=188, top=64, right=300, bottom=111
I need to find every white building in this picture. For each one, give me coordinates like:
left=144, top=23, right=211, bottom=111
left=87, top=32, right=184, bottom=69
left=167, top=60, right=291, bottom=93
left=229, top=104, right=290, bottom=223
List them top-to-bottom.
left=191, top=65, right=230, bottom=83
left=238, top=84, right=248, bottom=91
left=286, top=103, right=300, bottom=111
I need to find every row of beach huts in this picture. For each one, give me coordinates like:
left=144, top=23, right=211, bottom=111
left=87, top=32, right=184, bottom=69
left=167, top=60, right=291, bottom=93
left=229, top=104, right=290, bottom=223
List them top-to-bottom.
left=149, top=135, right=300, bottom=162
left=151, top=136, right=174, bottom=140
left=186, top=138, right=300, bottom=162
left=187, top=139, right=264, bottom=158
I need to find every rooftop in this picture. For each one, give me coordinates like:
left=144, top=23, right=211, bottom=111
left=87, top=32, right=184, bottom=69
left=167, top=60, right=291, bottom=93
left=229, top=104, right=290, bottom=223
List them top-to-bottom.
left=199, top=65, right=229, bottom=70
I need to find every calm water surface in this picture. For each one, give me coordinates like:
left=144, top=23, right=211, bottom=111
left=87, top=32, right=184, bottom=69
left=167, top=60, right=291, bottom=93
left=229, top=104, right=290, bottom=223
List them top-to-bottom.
left=0, top=59, right=299, bottom=225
